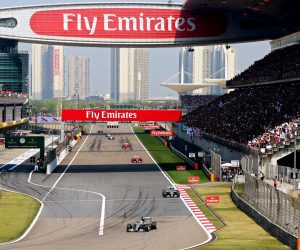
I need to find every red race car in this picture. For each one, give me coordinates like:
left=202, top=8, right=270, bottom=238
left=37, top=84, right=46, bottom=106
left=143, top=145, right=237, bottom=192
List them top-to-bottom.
left=122, top=143, right=130, bottom=149
left=131, top=156, right=143, bottom=163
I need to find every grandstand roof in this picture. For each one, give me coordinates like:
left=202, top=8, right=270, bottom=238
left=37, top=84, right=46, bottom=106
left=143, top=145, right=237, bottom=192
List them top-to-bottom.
left=184, top=0, right=300, bottom=40
left=160, top=83, right=217, bottom=94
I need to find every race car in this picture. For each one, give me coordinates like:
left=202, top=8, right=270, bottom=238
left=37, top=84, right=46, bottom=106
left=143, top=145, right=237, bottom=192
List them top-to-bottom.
left=108, top=135, right=115, bottom=140
left=122, top=143, right=131, bottom=149
left=131, top=156, right=143, bottom=163
left=162, top=186, right=180, bottom=198
left=126, top=217, right=157, bottom=232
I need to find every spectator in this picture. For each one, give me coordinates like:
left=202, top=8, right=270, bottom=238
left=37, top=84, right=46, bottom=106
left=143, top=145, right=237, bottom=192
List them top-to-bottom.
left=227, top=43, right=300, bottom=87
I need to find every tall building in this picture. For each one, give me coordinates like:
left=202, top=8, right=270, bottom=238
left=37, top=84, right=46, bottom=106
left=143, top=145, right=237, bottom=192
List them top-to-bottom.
left=0, top=40, right=29, bottom=93
left=31, top=44, right=64, bottom=100
left=180, top=45, right=236, bottom=95
left=53, top=46, right=64, bottom=98
left=111, top=48, right=148, bottom=103
left=134, top=49, right=149, bottom=101
left=68, top=56, right=90, bottom=100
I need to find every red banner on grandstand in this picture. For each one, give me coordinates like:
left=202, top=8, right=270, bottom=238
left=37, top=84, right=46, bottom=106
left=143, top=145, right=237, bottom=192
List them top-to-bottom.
left=62, top=110, right=182, bottom=122
left=142, top=125, right=161, bottom=130
left=150, top=130, right=173, bottom=136
left=176, top=165, right=186, bottom=171
left=188, top=176, right=200, bottom=184
left=205, top=196, right=220, bottom=204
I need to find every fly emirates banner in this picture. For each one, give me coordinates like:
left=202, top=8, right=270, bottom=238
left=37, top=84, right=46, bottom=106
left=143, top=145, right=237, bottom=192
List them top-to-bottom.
left=30, top=7, right=226, bottom=40
left=62, top=110, right=182, bottom=122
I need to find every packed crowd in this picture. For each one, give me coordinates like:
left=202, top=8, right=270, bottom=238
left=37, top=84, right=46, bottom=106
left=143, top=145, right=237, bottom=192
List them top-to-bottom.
left=227, top=43, right=300, bottom=87
left=182, top=83, right=300, bottom=144
left=0, top=91, right=28, bottom=98
left=180, top=95, right=218, bottom=112
left=248, top=119, right=300, bottom=148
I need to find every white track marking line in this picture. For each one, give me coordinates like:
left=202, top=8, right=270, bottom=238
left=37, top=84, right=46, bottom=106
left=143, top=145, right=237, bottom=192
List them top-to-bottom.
left=29, top=125, right=106, bottom=236
left=130, top=125, right=213, bottom=249
left=41, top=129, right=92, bottom=202
left=28, top=172, right=106, bottom=236
left=44, top=198, right=168, bottom=203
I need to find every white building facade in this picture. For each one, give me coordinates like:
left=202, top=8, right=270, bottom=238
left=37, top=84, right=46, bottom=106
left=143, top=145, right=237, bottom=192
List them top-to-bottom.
left=31, top=44, right=64, bottom=100
left=111, top=48, right=148, bottom=103
left=68, top=56, right=90, bottom=100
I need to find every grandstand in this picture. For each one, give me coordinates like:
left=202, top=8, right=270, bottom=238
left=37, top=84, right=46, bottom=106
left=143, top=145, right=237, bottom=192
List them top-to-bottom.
left=227, top=43, right=300, bottom=88
left=182, top=82, right=300, bottom=144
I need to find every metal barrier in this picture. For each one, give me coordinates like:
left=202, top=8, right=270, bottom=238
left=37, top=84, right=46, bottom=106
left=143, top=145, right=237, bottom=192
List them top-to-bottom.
left=209, top=149, right=222, bottom=181
left=242, top=173, right=300, bottom=237
left=231, top=178, right=298, bottom=249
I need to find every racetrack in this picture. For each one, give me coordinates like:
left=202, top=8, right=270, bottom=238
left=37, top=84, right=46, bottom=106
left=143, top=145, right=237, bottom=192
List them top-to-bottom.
left=0, top=123, right=210, bottom=250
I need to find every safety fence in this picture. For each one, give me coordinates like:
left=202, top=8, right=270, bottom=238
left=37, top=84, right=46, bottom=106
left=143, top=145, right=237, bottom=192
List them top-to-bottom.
left=209, top=149, right=222, bottom=181
left=240, top=155, right=260, bottom=175
left=242, top=173, right=300, bottom=237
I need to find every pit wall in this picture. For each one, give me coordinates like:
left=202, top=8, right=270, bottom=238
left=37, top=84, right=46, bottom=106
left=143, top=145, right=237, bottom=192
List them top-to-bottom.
left=173, top=123, right=259, bottom=174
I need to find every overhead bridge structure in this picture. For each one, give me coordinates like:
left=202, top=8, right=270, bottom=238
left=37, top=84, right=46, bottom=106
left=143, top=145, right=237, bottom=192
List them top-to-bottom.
left=0, top=1, right=298, bottom=47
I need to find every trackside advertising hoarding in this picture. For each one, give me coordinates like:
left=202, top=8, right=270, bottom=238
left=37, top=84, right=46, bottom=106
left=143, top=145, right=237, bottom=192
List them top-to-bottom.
left=62, top=110, right=182, bottom=122
left=150, top=130, right=174, bottom=136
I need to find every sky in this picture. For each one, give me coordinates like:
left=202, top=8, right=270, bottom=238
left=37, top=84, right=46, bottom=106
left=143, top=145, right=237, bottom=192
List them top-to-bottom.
left=0, top=0, right=271, bottom=98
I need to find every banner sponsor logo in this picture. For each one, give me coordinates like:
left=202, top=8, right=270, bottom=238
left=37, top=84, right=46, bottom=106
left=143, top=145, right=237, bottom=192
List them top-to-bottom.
left=30, top=8, right=227, bottom=39
left=62, top=109, right=181, bottom=122
left=142, top=125, right=161, bottom=130
left=150, top=130, right=174, bottom=136
left=176, top=165, right=186, bottom=171
left=188, top=176, right=200, bottom=184
left=205, top=195, right=220, bottom=204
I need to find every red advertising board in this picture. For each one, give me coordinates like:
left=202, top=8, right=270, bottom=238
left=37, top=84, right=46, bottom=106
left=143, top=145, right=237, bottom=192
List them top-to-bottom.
left=30, top=8, right=227, bottom=39
left=62, top=110, right=181, bottom=122
left=142, top=125, right=161, bottom=130
left=150, top=130, right=174, bottom=136
left=176, top=165, right=186, bottom=171
left=188, top=176, right=200, bottom=184
left=205, top=196, right=220, bottom=204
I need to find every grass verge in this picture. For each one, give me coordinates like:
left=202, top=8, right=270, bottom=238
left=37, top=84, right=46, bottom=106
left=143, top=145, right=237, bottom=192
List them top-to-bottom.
left=134, top=126, right=209, bottom=184
left=194, top=184, right=289, bottom=250
left=186, top=188, right=224, bottom=230
left=0, top=191, right=40, bottom=243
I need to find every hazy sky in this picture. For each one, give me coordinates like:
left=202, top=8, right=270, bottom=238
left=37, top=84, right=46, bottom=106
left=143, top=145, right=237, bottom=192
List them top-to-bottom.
left=0, top=0, right=271, bottom=97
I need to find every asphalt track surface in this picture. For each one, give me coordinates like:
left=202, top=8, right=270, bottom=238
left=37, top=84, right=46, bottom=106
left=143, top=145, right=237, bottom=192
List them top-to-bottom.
left=0, top=124, right=210, bottom=250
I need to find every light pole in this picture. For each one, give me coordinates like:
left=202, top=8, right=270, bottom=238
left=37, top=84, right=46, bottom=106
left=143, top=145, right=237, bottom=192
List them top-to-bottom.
left=293, top=137, right=297, bottom=191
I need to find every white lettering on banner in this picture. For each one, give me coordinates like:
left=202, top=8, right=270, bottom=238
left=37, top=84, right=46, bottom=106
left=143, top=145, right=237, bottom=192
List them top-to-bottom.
left=65, top=13, right=196, bottom=34
left=63, top=14, right=98, bottom=35
left=85, top=111, right=137, bottom=120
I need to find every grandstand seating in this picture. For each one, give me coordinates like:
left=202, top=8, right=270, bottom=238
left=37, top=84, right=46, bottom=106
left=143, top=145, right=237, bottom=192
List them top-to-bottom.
left=227, top=43, right=300, bottom=87
left=182, top=83, right=300, bottom=144
left=180, top=95, right=218, bottom=112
